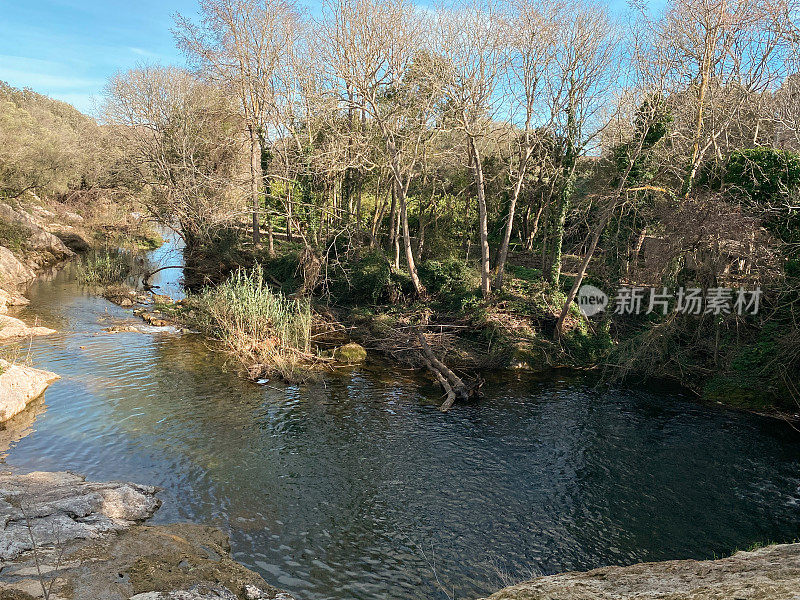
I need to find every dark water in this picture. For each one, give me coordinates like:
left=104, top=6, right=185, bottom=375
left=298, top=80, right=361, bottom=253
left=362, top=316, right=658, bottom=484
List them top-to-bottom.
left=3, top=238, right=800, bottom=599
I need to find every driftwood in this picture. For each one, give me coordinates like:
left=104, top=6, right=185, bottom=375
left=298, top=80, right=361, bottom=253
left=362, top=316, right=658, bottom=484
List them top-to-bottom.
left=416, top=329, right=482, bottom=412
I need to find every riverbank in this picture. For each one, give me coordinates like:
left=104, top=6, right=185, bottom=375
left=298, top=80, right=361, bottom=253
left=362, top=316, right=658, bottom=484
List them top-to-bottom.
left=0, top=201, right=298, bottom=600
left=175, top=235, right=799, bottom=417
left=481, top=542, right=800, bottom=599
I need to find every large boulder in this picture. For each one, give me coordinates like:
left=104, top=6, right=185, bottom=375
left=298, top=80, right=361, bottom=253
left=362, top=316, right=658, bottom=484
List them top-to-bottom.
left=0, top=246, right=35, bottom=292
left=0, top=314, right=56, bottom=340
left=0, top=359, right=60, bottom=422
left=0, top=471, right=161, bottom=561
left=0, top=510, right=292, bottom=600
left=480, top=543, right=800, bottom=600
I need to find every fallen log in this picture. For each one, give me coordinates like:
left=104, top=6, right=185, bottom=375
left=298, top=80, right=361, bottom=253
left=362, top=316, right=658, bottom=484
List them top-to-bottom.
left=416, top=329, right=472, bottom=412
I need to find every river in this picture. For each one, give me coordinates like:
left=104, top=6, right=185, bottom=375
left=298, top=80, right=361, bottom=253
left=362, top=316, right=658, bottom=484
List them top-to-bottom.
left=3, top=235, right=800, bottom=600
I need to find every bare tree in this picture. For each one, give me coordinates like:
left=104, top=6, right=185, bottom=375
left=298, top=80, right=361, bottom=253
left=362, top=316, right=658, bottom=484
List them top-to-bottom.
left=174, top=0, right=301, bottom=250
left=320, top=0, right=447, bottom=295
left=437, top=0, right=509, bottom=298
left=493, top=0, right=562, bottom=289
left=542, top=0, right=619, bottom=288
left=653, top=0, right=795, bottom=197
left=103, top=66, right=245, bottom=249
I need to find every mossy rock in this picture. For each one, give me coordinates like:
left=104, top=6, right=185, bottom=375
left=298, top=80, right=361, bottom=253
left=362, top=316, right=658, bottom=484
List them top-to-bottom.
left=333, top=342, right=367, bottom=364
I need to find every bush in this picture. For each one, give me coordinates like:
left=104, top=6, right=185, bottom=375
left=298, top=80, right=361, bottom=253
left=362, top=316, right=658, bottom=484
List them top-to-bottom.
left=726, top=148, right=800, bottom=243
left=330, top=249, right=394, bottom=305
left=418, top=258, right=479, bottom=311
left=418, top=258, right=475, bottom=296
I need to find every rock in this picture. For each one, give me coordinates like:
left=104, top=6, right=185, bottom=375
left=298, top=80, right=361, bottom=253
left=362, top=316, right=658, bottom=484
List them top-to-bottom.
left=0, top=203, right=75, bottom=261
left=64, top=210, right=84, bottom=223
left=26, top=227, right=74, bottom=259
left=0, top=246, right=35, bottom=291
left=105, top=287, right=137, bottom=306
left=0, top=288, right=29, bottom=314
left=152, top=294, right=174, bottom=305
left=141, top=312, right=172, bottom=327
left=0, top=314, right=56, bottom=339
left=101, top=325, right=142, bottom=334
left=333, top=342, right=367, bottom=364
left=0, top=360, right=59, bottom=422
left=0, top=395, right=45, bottom=458
left=0, top=469, right=294, bottom=600
left=0, top=471, right=161, bottom=560
left=0, top=520, right=292, bottom=600
left=480, top=543, right=800, bottom=600
left=130, top=585, right=240, bottom=599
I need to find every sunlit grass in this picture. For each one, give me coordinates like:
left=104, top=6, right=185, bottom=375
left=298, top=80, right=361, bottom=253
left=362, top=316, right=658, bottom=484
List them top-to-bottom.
left=192, top=264, right=313, bottom=381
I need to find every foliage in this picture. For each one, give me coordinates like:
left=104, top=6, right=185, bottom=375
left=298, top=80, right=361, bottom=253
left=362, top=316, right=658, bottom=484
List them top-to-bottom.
left=0, top=81, right=110, bottom=198
left=725, top=148, right=800, bottom=244
left=726, top=148, right=800, bottom=206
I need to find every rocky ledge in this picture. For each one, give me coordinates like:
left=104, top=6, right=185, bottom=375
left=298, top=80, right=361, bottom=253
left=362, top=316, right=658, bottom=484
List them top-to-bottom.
left=0, top=360, right=60, bottom=422
left=0, top=471, right=294, bottom=600
left=481, top=543, right=800, bottom=600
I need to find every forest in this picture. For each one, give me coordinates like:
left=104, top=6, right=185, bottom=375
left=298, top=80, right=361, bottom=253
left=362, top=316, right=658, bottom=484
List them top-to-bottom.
left=3, top=0, right=800, bottom=412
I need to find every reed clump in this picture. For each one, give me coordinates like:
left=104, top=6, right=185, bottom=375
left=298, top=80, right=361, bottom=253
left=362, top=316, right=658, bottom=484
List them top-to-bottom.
left=76, top=251, right=132, bottom=285
left=192, top=264, right=313, bottom=381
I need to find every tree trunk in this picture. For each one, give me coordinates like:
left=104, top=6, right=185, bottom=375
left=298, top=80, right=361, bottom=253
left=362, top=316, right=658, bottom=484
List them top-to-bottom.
left=549, top=102, right=578, bottom=288
left=248, top=125, right=261, bottom=246
left=468, top=136, right=491, bottom=298
left=494, top=154, right=528, bottom=290
left=548, top=176, right=574, bottom=287
left=388, top=178, right=398, bottom=252
left=400, top=184, right=424, bottom=296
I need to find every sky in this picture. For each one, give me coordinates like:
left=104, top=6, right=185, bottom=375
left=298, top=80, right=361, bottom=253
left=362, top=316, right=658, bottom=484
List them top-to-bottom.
left=0, top=0, right=641, bottom=118
left=0, top=0, right=200, bottom=115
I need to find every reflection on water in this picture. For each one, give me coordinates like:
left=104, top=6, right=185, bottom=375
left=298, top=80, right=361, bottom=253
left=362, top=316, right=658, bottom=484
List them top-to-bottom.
left=3, top=243, right=800, bottom=599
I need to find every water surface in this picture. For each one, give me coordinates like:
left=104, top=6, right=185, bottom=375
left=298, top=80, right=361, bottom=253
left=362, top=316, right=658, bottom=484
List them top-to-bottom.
left=3, top=243, right=800, bottom=599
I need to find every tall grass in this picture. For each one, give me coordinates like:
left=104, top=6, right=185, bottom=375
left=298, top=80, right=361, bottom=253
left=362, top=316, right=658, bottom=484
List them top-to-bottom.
left=76, top=251, right=132, bottom=285
left=193, top=264, right=313, bottom=380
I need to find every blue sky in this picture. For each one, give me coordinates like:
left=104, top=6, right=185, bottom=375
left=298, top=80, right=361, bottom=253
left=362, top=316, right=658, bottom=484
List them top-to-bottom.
left=0, top=0, right=641, bottom=117
left=0, top=0, right=200, bottom=115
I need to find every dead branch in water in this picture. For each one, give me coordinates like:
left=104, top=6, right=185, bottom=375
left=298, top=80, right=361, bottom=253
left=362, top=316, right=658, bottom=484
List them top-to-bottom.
left=416, top=328, right=483, bottom=412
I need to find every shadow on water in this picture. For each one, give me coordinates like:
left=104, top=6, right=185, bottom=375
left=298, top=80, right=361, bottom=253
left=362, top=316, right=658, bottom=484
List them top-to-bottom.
left=3, top=233, right=800, bottom=599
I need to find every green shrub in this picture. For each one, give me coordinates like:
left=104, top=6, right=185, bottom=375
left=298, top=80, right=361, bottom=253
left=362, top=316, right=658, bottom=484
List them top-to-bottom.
left=726, top=148, right=800, bottom=243
left=726, top=148, right=800, bottom=205
left=331, top=249, right=393, bottom=305
left=418, top=258, right=479, bottom=311
left=418, top=258, right=475, bottom=296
